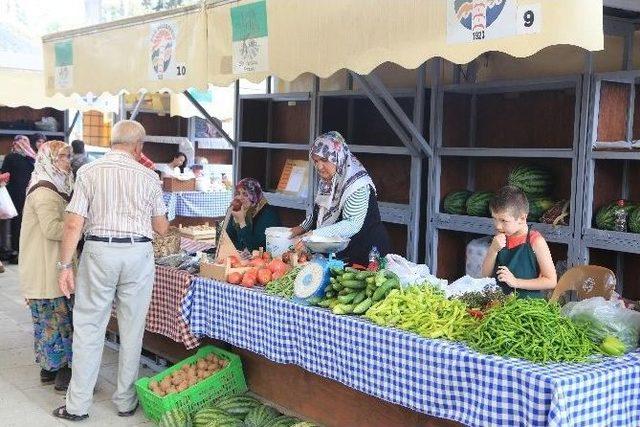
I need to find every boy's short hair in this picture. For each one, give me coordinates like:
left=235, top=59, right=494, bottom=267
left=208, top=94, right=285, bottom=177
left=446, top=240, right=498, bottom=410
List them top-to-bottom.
left=489, top=186, right=529, bottom=217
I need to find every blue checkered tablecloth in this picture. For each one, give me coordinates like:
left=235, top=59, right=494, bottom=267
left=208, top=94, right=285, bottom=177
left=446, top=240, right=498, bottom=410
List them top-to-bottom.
left=163, top=191, right=232, bottom=221
left=181, top=277, right=640, bottom=427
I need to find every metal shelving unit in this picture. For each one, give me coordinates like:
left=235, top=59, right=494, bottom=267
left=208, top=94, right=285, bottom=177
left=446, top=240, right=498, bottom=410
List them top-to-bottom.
left=426, top=65, right=586, bottom=276
left=235, top=66, right=429, bottom=260
left=577, top=68, right=640, bottom=293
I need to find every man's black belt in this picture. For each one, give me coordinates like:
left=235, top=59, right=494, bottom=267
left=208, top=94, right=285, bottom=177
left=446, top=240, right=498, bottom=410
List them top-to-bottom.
left=85, top=235, right=152, bottom=243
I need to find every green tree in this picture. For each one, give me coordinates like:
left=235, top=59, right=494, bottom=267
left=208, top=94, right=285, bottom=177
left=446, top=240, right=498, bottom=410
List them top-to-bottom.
left=141, top=0, right=186, bottom=12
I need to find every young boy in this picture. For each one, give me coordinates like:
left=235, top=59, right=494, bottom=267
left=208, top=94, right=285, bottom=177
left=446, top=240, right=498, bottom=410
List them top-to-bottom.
left=481, top=186, right=557, bottom=298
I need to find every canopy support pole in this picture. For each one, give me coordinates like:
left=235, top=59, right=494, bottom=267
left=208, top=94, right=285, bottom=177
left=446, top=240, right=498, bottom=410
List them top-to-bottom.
left=349, top=72, right=420, bottom=157
left=361, top=73, right=433, bottom=158
left=183, top=90, right=236, bottom=148
left=129, top=93, right=147, bottom=121
left=66, top=111, right=81, bottom=138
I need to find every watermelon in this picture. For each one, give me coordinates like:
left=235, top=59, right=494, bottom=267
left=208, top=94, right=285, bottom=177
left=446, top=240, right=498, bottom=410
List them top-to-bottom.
left=507, top=165, right=553, bottom=197
left=443, top=190, right=472, bottom=215
left=466, top=191, right=494, bottom=217
left=527, top=197, right=554, bottom=222
left=595, top=201, right=636, bottom=231
left=628, top=207, right=640, bottom=233
left=214, top=394, right=262, bottom=417
left=244, top=405, right=281, bottom=427
left=159, top=408, right=193, bottom=427
left=193, top=408, right=236, bottom=427
left=266, top=415, right=302, bottom=427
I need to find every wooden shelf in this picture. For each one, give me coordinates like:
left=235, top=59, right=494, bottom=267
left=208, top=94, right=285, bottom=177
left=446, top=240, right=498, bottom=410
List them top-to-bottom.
left=0, top=129, right=65, bottom=137
left=238, top=141, right=310, bottom=151
left=439, top=147, right=574, bottom=158
left=591, top=150, right=640, bottom=160
left=264, top=192, right=308, bottom=211
left=434, top=213, right=572, bottom=244
left=584, top=228, right=640, bottom=254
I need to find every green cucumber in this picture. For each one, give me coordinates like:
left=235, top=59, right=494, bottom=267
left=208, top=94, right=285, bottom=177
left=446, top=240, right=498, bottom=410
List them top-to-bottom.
left=330, top=267, right=343, bottom=276
left=356, top=271, right=376, bottom=280
left=340, top=272, right=356, bottom=281
left=365, top=277, right=375, bottom=285
left=372, top=279, right=399, bottom=301
left=341, top=280, right=366, bottom=289
left=332, top=281, right=343, bottom=291
left=323, top=285, right=332, bottom=293
left=325, top=290, right=336, bottom=298
left=352, top=290, right=367, bottom=305
left=338, top=293, right=357, bottom=304
left=306, top=296, right=322, bottom=306
left=353, top=298, right=373, bottom=314
left=317, top=299, right=334, bottom=308
left=332, top=303, right=354, bottom=315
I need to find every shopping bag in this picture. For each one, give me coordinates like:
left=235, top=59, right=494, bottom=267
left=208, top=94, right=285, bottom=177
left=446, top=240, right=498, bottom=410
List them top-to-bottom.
left=0, top=186, right=17, bottom=219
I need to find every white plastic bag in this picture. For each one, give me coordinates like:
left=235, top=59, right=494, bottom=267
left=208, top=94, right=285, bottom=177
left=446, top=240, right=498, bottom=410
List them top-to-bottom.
left=0, top=186, right=17, bottom=219
left=465, top=236, right=492, bottom=278
left=384, top=254, right=447, bottom=289
left=445, top=275, right=499, bottom=299
left=562, top=297, right=640, bottom=352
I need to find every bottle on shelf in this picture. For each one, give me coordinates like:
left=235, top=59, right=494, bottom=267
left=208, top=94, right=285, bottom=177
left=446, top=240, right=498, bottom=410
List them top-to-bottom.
left=614, top=199, right=628, bottom=232
left=367, top=246, right=380, bottom=271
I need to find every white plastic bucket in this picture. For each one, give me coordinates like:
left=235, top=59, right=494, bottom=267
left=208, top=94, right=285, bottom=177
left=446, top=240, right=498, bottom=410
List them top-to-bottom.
left=265, top=227, right=294, bottom=257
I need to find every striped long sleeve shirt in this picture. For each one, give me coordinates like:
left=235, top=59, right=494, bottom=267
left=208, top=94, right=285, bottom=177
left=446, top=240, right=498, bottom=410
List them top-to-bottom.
left=301, top=185, right=370, bottom=239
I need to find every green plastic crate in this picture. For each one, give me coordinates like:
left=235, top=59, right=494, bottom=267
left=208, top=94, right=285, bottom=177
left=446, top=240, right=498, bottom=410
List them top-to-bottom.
left=135, top=345, right=247, bottom=422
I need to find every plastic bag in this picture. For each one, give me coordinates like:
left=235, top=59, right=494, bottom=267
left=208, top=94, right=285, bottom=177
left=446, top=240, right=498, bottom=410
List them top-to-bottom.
left=0, top=186, right=18, bottom=219
left=465, top=236, right=492, bottom=278
left=384, top=254, right=447, bottom=289
left=445, top=275, right=499, bottom=299
left=562, top=296, right=640, bottom=352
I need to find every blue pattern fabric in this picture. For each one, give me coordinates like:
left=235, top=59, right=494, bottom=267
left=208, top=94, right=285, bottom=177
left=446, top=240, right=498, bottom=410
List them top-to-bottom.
left=163, top=191, right=232, bottom=221
left=181, top=277, right=640, bottom=427
left=28, top=296, right=74, bottom=371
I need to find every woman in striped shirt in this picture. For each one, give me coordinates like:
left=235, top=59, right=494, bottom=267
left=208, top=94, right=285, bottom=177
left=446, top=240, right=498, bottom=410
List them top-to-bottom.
left=291, top=131, right=390, bottom=265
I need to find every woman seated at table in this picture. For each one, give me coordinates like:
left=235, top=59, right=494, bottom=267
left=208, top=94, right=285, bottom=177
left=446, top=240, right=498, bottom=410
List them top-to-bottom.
left=290, top=131, right=390, bottom=265
left=155, top=152, right=188, bottom=178
left=226, top=178, right=281, bottom=252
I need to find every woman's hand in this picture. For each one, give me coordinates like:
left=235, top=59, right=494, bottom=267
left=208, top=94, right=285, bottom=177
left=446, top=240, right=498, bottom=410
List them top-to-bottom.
left=230, top=203, right=248, bottom=227
left=290, top=226, right=306, bottom=238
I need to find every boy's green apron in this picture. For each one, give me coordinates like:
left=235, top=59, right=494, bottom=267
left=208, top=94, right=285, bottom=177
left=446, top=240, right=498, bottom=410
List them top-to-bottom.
left=493, top=228, right=543, bottom=299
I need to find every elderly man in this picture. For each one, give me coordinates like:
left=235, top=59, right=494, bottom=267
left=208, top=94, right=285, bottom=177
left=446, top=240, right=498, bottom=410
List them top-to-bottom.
left=53, top=120, right=169, bottom=422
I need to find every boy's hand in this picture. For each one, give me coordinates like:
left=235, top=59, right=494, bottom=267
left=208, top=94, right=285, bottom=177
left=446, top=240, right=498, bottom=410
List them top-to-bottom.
left=491, top=233, right=506, bottom=252
left=496, top=266, right=517, bottom=287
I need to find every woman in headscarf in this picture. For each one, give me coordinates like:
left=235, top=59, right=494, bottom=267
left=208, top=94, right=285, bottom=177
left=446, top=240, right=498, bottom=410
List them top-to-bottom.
left=291, top=131, right=390, bottom=265
left=0, top=135, right=36, bottom=263
left=19, top=141, right=75, bottom=394
left=226, top=178, right=281, bottom=252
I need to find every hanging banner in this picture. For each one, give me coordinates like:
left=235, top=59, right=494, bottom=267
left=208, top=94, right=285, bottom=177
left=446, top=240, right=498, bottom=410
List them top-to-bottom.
left=231, top=0, right=269, bottom=74
left=447, top=0, right=541, bottom=43
left=42, top=4, right=208, bottom=96
left=149, top=20, right=187, bottom=81
left=54, top=40, right=73, bottom=90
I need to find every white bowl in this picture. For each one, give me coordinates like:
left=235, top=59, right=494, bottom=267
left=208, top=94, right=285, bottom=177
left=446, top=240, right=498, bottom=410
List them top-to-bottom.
left=302, top=236, right=350, bottom=254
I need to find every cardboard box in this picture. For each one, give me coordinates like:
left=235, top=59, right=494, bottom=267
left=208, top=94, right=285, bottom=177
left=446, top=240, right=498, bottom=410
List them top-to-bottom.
left=163, top=177, right=196, bottom=192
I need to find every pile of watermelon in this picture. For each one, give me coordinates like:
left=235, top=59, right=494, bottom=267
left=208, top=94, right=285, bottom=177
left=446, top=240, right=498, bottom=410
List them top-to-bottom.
left=442, top=165, right=563, bottom=223
left=594, top=200, right=640, bottom=232
left=158, top=393, right=319, bottom=427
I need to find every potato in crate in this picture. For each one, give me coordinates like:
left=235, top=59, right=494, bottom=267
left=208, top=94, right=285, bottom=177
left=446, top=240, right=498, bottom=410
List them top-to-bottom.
left=135, top=345, right=247, bottom=422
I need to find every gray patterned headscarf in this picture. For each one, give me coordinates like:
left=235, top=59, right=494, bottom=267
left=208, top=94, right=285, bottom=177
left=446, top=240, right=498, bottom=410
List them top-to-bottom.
left=310, top=131, right=375, bottom=227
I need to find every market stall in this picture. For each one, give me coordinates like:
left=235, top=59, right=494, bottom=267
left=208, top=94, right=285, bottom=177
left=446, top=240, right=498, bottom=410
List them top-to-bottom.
left=41, top=1, right=640, bottom=427
left=181, top=276, right=640, bottom=427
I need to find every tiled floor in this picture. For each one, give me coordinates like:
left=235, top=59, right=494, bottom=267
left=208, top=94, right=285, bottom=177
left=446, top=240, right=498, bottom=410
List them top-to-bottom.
left=0, top=264, right=155, bottom=426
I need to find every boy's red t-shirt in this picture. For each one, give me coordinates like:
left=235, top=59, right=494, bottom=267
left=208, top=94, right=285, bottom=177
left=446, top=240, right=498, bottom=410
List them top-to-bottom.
left=506, top=230, right=541, bottom=250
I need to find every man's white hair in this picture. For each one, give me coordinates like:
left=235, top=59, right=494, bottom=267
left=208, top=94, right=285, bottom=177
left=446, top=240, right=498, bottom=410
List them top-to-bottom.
left=111, top=120, right=146, bottom=146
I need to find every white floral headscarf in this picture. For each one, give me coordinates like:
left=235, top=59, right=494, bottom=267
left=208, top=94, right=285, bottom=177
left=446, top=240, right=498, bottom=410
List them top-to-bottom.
left=310, top=131, right=375, bottom=227
left=27, top=141, right=74, bottom=197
